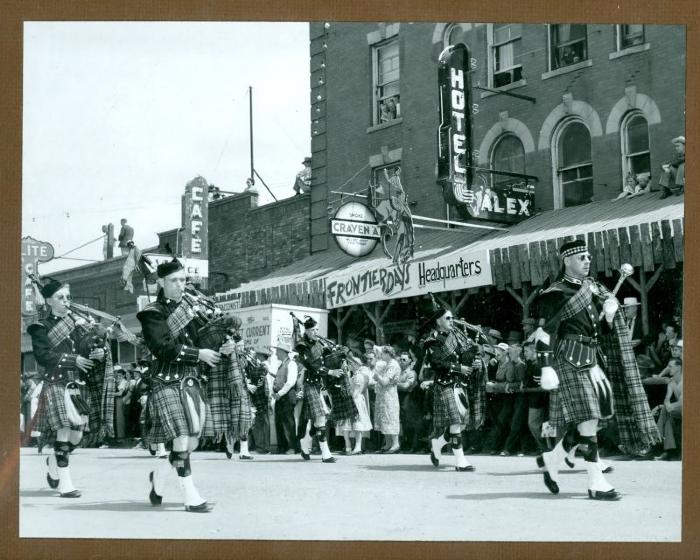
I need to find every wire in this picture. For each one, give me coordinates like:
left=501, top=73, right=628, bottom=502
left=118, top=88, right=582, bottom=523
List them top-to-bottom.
left=333, top=163, right=371, bottom=194
left=54, top=235, right=105, bottom=259
left=53, top=256, right=103, bottom=262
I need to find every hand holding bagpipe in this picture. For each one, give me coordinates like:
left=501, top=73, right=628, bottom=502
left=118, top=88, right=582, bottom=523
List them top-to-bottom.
left=597, top=263, right=634, bottom=322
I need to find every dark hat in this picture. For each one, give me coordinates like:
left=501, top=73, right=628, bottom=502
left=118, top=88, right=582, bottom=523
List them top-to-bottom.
left=302, top=156, right=312, bottom=164
left=559, top=239, right=587, bottom=258
left=157, top=258, right=184, bottom=278
left=40, top=278, right=64, bottom=299
left=417, top=293, right=448, bottom=331
left=303, top=315, right=317, bottom=329
left=521, top=317, right=537, bottom=326
left=488, top=328, right=503, bottom=341
left=137, top=358, right=150, bottom=367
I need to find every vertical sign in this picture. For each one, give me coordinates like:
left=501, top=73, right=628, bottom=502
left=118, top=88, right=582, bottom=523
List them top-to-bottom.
left=436, top=43, right=474, bottom=216
left=181, top=176, right=209, bottom=284
left=21, top=236, right=54, bottom=317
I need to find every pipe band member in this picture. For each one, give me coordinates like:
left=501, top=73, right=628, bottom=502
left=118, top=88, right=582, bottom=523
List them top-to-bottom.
left=533, top=239, right=660, bottom=500
left=137, top=258, right=219, bottom=513
left=28, top=279, right=97, bottom=498
left=419, top=297, right=480, bottom=472
left=294, top=316, right=339, bottom=463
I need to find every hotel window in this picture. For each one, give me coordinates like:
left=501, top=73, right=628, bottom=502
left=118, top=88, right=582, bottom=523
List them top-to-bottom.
left=443, top=23, right=462, bottom=49
left=490, top=24, right=523, bottom=87
left=549, top=24, right=588, bottom=70
left=617, top=24, right=645, bottom=50
left=372, top=39, right=401, bottom=125
left=621, top=111, right=651, bottom=179
left=554, top=119, right=593, bottom=208
left=491, top=134, right=526, bottom=175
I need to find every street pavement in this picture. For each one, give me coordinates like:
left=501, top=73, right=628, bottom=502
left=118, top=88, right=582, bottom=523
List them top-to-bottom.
left=19, top=447, right=681, bottom=541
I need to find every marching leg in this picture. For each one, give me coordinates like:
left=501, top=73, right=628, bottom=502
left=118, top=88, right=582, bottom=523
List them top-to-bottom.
left=299, top=421, right=313, bottom=460
left=318, top=426, right=336, bottom=463
left=577, top=430, right=620, bottom=501
left=430, top=431, right=448, bottom=468
left=451, top=433, right=474, bottom=472
left=239, top=436, right=253, bottom=460
left=55, top=440, right=81, bottom=498
left=46, top=454, right=59, bottom=489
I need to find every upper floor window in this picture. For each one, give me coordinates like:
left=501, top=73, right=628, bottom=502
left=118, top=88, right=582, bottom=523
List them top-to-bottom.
left=443, top=23, right=462, bottom=49
left=490, top=24, right=523, bottom=87
left=549, top=24, right=588, bottom=70
left=617, top=24, right=645, bottom=50
left=373, top=39, right=401, bottom=125
left=621, top=111, right=651, bottom=179
left=554, top=119, right=593, bottom=208
left=491, top=134, right=526, bottom=175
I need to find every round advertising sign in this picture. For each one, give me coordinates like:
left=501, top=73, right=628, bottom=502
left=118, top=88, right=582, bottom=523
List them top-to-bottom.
left=330, top=201, right=380, bottom=257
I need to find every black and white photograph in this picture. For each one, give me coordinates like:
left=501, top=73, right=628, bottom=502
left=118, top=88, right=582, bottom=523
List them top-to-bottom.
left=18, top=19, right=684, bottom=543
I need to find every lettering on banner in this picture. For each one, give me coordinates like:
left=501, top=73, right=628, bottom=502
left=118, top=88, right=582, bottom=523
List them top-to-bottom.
left=417, top=257, right=483, bottom=288
left=326, top=263, right=410, bottom=308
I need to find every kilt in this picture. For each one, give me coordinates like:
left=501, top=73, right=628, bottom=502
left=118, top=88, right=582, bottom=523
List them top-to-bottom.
left=553, top=350, right=614, bottom=427
left=206, top=362, right=231, bottom=441
left=228, top=367, right=254, bottom=439
left=327, top=377, right=358, bottom=424
left=82, top=379, right=102, bottom=435
left=144, top=381, right=213, bottom=445
left=36, top=382, right=87, bottom=433
left=303, top=383, right=326, bottom=424
left=431, top=383, right=464, bottom=436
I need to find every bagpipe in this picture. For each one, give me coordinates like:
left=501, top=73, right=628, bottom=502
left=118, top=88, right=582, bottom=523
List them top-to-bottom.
left=182, top=284, right=242, bottom=351
left=289, top=312, right=350, bottom=372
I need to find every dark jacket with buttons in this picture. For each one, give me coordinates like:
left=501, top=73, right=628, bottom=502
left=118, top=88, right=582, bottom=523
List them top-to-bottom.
left=136, top=290, right=201, bottom=383
left=27, top=315, right=82, bottom=383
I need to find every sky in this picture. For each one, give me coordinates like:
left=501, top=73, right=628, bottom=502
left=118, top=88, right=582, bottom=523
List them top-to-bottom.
left=22, top=22, right=310, bottom=274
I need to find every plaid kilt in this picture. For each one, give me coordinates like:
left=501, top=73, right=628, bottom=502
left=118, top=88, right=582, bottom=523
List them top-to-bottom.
left=205, top=361, right=231, bottom=441
left=229, top=363, right=254, bottom=439
left=327, top=376, right=358, bottom=424
left=82, top=378, right=102, bottom=435
left=144, top=380, right=213, bottom=445
left=36, top=382, right=87, bottom=433
left=303, top=383, right=327, bottom=423
left=431, top=383, right=464, bottom=436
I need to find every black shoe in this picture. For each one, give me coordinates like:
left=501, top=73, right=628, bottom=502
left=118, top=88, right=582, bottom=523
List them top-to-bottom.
left=660, top=191, right=670, bottom=200
left=149, top=447, right=156, bottom=456
left=225, top=450, right=233, bottom=459
left=300, top=450, right=310, bottom=461
left=430, top=451, right=440, bottom=467
left=239, top=454, right=254, bottom=460
left=536, top=455, right=559, bottom=494
left=322, top=457, right=337, bottom=463
left=564, top=457, right=575, bottom=469
left=46, top=458, right=59, bottom=489
left=455, top=465, right=475, bottom=472
left=602, top=465, right=615, bottom=474
left=149, top=471, right=162, bottom=506
left=59, top=489, right=82, bottom=498
left=588, top=489, right=621, bottom=501
left=185, top=502, right=211, bottom=512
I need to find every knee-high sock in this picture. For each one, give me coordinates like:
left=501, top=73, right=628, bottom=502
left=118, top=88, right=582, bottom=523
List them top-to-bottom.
left=300, top=422, right=313, bottom=454
left=431, top=433, right=447, bottom=460
left=451, top=435, right=470, bottom=468
left=578, top=435, right=614, bottom=492
left=239, top=439, right=250, bottom=456
left=542, top=439, right=570, bottom=483
left=319, top=440, right=333, bottom=460
left=156, top=442, right=167, bottom=457
left=57, top=466, right=77, bottom=494
left=177, top=475, right=206, bottom=507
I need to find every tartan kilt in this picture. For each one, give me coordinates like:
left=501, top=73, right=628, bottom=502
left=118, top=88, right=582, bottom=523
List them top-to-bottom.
left=553, top=354, right=614, bottom=427
left=205, top=362, right=231, bottom=441
left=229, top=369, right=254, bottom=439
left=328, top=377, right=358, bottom=424
left=82, top=379, right=103, bottom=434
left=144, top=380, right=213, bottom=445
left=36, top=382, right=87, bottom=433
left=303, top=383, right=327, bottom=423
left=431, top=383, right=464, bottom=436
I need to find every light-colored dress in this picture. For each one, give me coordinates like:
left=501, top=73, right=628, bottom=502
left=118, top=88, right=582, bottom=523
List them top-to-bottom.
left=373, top=359, right=400, bottom=435
left=338, top=366, right=373, bottom=435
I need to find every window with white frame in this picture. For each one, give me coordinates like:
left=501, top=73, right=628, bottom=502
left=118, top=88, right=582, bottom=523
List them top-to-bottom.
left=490, top=23, right=523, bottom=87
left=549, top=24, right=588, bottom=70
left=617, top=24, right=645, bottom=50
left=373, top=39, right=401, bottom=125
left=621, top=111, right=651, bottom=180
left=554, top=119, right=593, bottom=208
left=491, top=134, right=526, bottom=175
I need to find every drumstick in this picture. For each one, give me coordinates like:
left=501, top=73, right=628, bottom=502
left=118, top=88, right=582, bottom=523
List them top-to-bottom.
left=598, top=263, right=634, bottom=320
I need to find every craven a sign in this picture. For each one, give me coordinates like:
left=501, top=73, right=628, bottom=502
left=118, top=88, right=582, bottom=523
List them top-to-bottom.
left=331, top=201, right=380, bottom=257
left=325, top=249, right=492, bottom=309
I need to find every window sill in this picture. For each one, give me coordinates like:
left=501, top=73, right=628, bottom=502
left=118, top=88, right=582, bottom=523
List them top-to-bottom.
left=609, top=43, right=651, bottom=60
left=541, top=59, right=593, bottom=80
left=480, top=79, right=528, bottom=99
left=367, top=117, right=403, bottom=133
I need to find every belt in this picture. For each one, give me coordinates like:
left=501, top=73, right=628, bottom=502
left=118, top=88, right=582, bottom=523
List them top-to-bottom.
left=561, top=334, right=598, bottom=345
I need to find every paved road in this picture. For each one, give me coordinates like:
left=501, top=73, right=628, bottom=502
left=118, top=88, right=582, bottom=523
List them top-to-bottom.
left=19, top=447, right=681, bottom=541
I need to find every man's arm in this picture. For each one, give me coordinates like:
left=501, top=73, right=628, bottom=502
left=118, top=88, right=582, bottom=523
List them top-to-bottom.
left=137, top=308, right=199, bottom=364
left=276, top=361, right=298, bottom=397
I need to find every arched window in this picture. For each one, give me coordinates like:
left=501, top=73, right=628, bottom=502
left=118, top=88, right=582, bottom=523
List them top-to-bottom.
left=443, top=23, right=462, bottom=49
left=621, top=111, right=651, bottom=180
left=553, top=119, right=593, bottom=208
left=491, top=134, right=526, bottom=175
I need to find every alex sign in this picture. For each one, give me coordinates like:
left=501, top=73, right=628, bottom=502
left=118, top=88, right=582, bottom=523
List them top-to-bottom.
left=466, top=172, right=537, bottom=224
left=181, top=176, right=209, bottom=262
left=21, top=236, right=54, bottom=316
left=325, top=250, right=492, bottom=309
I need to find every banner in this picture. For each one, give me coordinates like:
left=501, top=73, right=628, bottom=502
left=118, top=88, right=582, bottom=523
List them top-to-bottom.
left=325, top=249, right=492, bottom=309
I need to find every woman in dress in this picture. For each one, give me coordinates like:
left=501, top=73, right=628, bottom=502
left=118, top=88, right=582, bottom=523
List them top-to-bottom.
left=372, top=346, right=401, bottom=453
left=337, top=355, right=373, bottom=455
left=113, top=367, right=128, bottom=439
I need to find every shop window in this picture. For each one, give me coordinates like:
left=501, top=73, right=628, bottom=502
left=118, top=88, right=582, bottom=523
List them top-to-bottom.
left=489, top=24, right=523, bottom=87
left=549, top=24, right=588, bottom=70
left=617, top=24, right=645, bottom=50
left=372, top=39, right=401, bottom=125
left=621, top=111, right=651, bottom=180
left=554, top=119, right=593, bottom=208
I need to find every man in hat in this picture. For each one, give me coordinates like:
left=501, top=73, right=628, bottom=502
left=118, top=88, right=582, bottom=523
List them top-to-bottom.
left=659, top=136, right=685, bottom=199
left=294, top=157, right=312, bottom=195
left=532, top=239, right=659, bottom=500
left=137, top=258, right=223, bottom=512
left=27, top=279, right=101, bottom=498
left=622, top=297, right=642, bottom=347
left=418, top=298, right=481, bottom=471
left=293, top=315, right=340, bottom=463
left=270, top=335, right=299, bottom=455
left=247, top=347, right=272, bottom=455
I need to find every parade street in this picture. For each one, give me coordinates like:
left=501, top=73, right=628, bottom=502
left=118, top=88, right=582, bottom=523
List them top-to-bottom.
left=19, top=447, right=681, bottom=541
